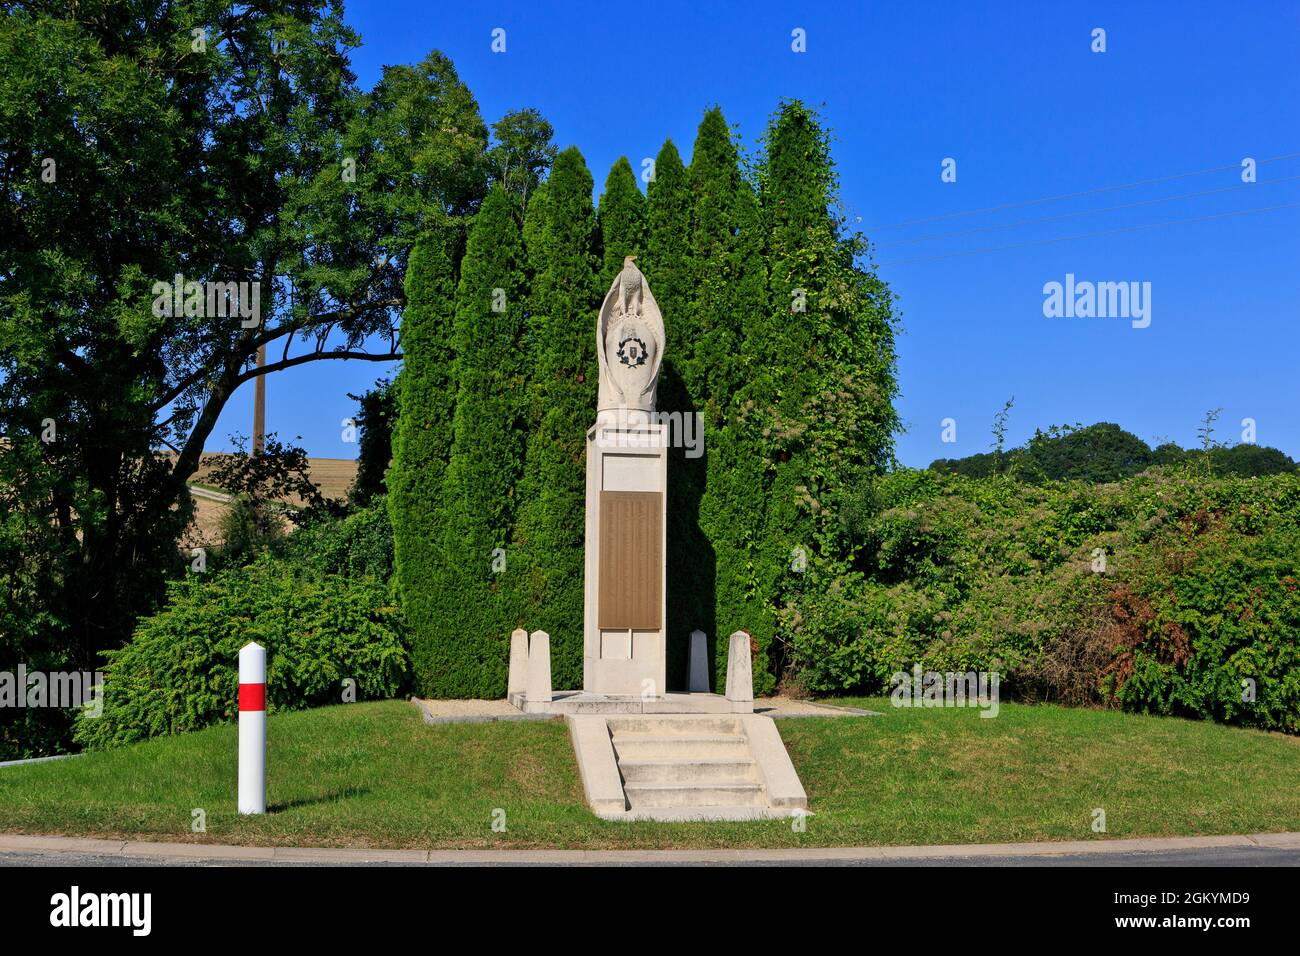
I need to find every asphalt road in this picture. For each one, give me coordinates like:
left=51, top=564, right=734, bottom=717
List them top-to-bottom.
left=3, top=846, right=1299, bottom=867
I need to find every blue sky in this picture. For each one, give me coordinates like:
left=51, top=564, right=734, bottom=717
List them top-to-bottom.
left=212, top=0, right=1300, bottom=467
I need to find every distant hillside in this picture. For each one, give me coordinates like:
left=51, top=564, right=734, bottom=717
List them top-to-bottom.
left=929, top=422, right=1297, bottom=483
left=188, top=454, right=359, bottom=501
left=179, top=455, right=359, bottom=548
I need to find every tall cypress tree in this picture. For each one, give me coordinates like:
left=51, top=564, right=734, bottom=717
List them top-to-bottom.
left=748, top=100, right=899, bottom=687
left=686, top=108, right=774, bottom=692
left=686, top=109, right=747, bottom=404
left=642, top=138, right=701, bottom=686
left=642, top=140, right=691, bottom=334
left=509, top=147, right=599, bottom=689
left=596, top=156, right=647, bottom=289
left=522, top=179, right=552, bottom=281
left=415, top=186, right=527, bottom=697
left=388, top=223, right=460, bottom=694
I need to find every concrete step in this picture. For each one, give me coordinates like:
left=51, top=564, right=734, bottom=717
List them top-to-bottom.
left=567, top=712, right=808, bottom=822
left=606, top=715, right=744, bottom=736
left=611, top=733, right=750, bottom=759
left=617, top=757, right=760, bottom=785
left=623, top=781, right=767, bottom=809
left=618, top=805, right=798, bottom=822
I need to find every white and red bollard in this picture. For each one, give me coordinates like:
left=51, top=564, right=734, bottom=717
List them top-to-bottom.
left=238, top=642, right=266, bottom=815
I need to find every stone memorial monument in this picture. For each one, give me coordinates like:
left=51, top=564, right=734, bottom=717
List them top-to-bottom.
left=505, top=256, right=807, bottom=821
left=583, top=256, right=669, bottom=697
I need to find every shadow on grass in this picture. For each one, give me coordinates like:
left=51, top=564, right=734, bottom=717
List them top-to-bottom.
left=269, top=786, right=370, bottom=812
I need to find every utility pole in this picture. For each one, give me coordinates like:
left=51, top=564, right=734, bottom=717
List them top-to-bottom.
left=253, top=343, right=266, bottom=455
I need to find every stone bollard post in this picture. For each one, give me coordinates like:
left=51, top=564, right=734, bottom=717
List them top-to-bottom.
left=507, top=627, right=528, bottom=706
left=688, top=629, right=710, bottom=693
left=525, top=630, right=552, bottom=713
left=724, top=630, right=753, bottom=714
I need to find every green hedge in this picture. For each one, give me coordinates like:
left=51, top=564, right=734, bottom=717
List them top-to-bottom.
left=784, top=468, right=1300, bottom=733
left=1107, top=483, right=1300, bottom=731
left=284, top=496, right=395, bottom=580
left=75, top=557, right=409, bottom=749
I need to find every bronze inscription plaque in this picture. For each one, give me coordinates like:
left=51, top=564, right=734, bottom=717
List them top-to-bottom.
left=598, top=491, right=662, bottom=630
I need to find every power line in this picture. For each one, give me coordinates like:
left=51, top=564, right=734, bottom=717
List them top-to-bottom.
left=863, top=152, right=1300, bottom=231
left=873, top=174, right=1300, bottom=248
left=874, top=201, right=1300, bottom=267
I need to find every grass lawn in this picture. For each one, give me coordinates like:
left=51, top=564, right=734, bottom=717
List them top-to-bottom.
left=2, top=698, right=1298, bottom=850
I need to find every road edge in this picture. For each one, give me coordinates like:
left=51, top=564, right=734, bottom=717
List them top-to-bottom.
left=2, top=831, right=1299, bottom=865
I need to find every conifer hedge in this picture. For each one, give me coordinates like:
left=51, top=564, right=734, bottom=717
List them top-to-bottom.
left=746, top=101, right=899, bottom=691
left=389, top=103, right=899, bottom=698
left=686, top=109, right=775, bottom=692
left=644, top=138, right=705, bottom=686
left=507, top=147, right=600, bottom=690
left=596, top=156, right=647, bottom=287
left=409, top=187, right=527, bottom=696
left=388, top=224, right=460, bottom=695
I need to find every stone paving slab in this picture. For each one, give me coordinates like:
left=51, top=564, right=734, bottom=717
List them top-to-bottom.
left=413, top=695, right=877, bottom=724
left=754, top=696, right=879, bottom=718
left=412, top=698, right=554, bottom=724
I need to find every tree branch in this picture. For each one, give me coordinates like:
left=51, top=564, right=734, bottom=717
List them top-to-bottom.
left=148, top=296, right=403, bottom=412
left=245, top=296, right=403, bottom=350
left=232, top=348, right=402, bottom=387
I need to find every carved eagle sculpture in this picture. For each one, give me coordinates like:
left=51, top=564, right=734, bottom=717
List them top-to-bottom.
left=596, top=255, right=664, bottom=415
left=617, top=255, right=644, bottom=319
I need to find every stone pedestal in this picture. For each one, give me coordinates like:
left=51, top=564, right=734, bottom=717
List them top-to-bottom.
left=583, top=415, right=668, bottom=697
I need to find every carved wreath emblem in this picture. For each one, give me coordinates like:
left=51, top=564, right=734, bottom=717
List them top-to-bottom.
left=616, top=334, right=648, bottom=367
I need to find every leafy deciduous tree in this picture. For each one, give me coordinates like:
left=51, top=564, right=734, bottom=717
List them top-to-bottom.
left=0, top=3, right=488, bottom=695
left=488, top=107, right=557, bottom=221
